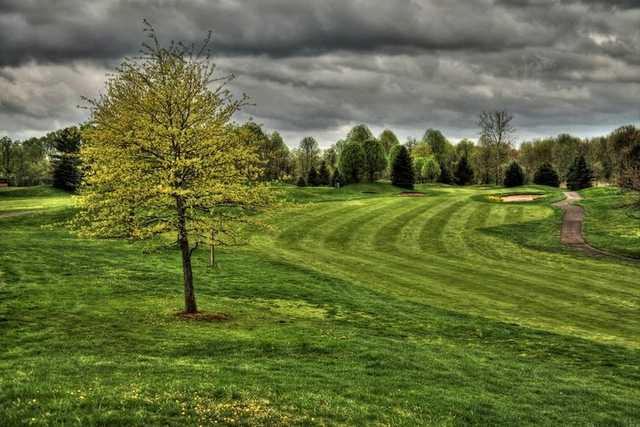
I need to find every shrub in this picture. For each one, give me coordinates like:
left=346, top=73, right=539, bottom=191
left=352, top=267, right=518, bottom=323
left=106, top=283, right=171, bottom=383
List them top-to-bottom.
left=391, top=146, right=415, bottom=189
left=566, top=155, right=594, bottom=191
left=504, top=161, right=525, bottom=187
left=533, top=163, right=560, bottom=187
left=296, top=176, right=306, bottom=187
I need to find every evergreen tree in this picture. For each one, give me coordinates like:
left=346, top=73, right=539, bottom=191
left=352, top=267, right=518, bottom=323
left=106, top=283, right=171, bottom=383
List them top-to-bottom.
left=51, top=126, right=83, bottom=192
left=391, top=145, right=415, bottom=189
left=566, top=155, right=593, bottom=191
left=454, top=156, right=474, bottom=185
left=318, top=161, right=330, bottom=186
left=437, top=161, right=453, bottom=184
left=504, top=161, right=525, bottom=187
left=533, top=162, right=560, bottom=187
left=307, top=166, right=320, bottom=186
left=296, top=176, right=306, bottom=187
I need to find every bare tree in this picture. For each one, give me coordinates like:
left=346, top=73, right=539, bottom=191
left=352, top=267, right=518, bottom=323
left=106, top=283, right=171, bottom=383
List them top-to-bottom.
left=478, top=111, right=516, bottom=184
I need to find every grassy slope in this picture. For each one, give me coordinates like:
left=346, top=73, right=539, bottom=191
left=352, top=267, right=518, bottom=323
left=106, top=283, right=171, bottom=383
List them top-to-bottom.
left=0, top=185, right=639, bottom=426
left=579, top=187, right=640, bottom=258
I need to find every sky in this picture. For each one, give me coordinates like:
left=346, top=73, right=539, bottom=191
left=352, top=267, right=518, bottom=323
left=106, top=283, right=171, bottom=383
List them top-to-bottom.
left=1, top=0, right=639, bottom=148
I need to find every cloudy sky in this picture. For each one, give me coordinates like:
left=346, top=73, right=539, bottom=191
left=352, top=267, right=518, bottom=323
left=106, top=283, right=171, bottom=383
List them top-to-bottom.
left=1, top=0, right=639, bottom=147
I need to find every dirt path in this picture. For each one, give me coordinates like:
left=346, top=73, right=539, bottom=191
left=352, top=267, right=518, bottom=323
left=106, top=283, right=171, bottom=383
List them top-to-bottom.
left=554, top=192, right=636, bottom=260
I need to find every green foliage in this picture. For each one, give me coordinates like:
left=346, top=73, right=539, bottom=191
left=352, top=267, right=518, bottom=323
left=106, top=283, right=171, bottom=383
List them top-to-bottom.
left=347, top=124, right=374, bottom=144
left=608, top=125, right=640, bottom=189
left=51, top=127, right=83, bottom=192
left=378, top=129, right=400, bottom=154
left=423, top=129, right=449, bottom=163
left=298, top=136, right=320, bottom=178
left=361, top=138, right=386, bottom=182
left=338, top=142, right=366, bottom=184
left=388, top=144, right=403, bottom=170
left=390, top=145, right=415, bottom=189
left=566, top=155, right=594, bottom=191
left=454, top=156, right=474, bottom=186
left=413, top=157, right=428, bottom=183
left=422, top=157, right=440, bottom=182
left=318, top=161, right=331, bottom=186
left=437, top=161, right=453, bottom=184
left=504, top=161, right=525, bottom=187
left=533, top=163, right=560, bottom=187
left=307, top=166, right=320, bottom=187
left=331, top=169, right=345, bottom=187
left=296, top=175, right=306, bottom=187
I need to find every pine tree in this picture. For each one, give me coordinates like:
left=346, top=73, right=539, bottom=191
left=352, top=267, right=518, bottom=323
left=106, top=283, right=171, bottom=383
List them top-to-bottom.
left=51, top=127, right=83, bottom=192
left=391, top=145, right=415, bottom=189
left=566, top=155, right=593, bottom=191
left=454, top=156, right=474, bottom=186
left=318, top=161, right=330, bottom=186
left=437, top=161, right=453, bottom=184
left=504, top=161, right=525, bottom=187
left=533, top=163, right=560, bottom=187
left=307, top=166, right=320, bottom=186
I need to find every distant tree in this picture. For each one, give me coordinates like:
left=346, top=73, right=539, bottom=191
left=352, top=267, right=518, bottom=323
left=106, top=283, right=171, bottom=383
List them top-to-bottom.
left=74, top=25, right=270, bottom=314
left=478, top=111, right=516, bottom=184
left=347, top=124, right=374, bottom=144
left=608, top=125, right=640, bottom=189
left=51, top=126, right=83, bottom=192
left=379, top=129, right=400, bottom=154
left=423, top=129, right=449, bottom=164
left=268, top=131, right=291, bottom=181
left=553, top=134, right=583, bottom=181
left=298, top=136, right=320, bottom=178
left=0, top=137, right=15, bottom=183
left=404, top=137, right=418, bottom=153
left=362, top=138, right=387, bottom=182
left=455, top=139, right=475, bottom=161
left=338, top=142, right=366, bottom=184
left=411, top=142, right=432, bottom=158
left=388, top=144, right=403, bottom=169
left=391, top=145, right=415, bottom=189
left=322, top=146, right=338, bottom=172
left=566, top=155, right=594, bottom=191
left=454, top=156, right=475, bottom=186
left=414, top=157, right=428, bottom=183
left=422, top=157, right=440, bottom=182
left=318, top=161, right=331, bottom=186
left=437, top=161, right=453, bottom=184
left=504, top=161, right=525, bottom=187
left=533, top=163, right=560, bottom=187
left=307, top=166, right=320, bottom=186
left=331, top=169, right=345, bottom=188
left=296, top=176, right=306, bottom=187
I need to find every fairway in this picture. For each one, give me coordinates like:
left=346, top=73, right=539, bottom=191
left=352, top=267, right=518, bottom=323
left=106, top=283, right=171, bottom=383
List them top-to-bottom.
left=1, top=185, right=639, bottom=425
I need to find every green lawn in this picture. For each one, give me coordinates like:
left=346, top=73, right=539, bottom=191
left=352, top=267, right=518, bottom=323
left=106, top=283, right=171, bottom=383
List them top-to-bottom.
left=1, top=185, right=639, bottom=426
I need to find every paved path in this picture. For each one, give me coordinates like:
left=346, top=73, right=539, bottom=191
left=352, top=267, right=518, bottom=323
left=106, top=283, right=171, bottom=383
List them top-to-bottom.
left=553, top=192, right=608, bottom=257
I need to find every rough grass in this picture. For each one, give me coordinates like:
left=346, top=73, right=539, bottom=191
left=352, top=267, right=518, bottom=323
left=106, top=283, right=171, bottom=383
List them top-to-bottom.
left=1, top=184, right=639, bottom=426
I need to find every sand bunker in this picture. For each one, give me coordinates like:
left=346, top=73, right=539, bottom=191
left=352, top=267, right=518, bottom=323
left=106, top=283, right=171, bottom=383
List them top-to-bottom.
left=500, top=194, right=543, bottom=202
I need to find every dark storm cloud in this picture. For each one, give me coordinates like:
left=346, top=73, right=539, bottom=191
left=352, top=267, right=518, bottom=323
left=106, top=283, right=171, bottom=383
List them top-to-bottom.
left=1, top=0, right=639, bottom=144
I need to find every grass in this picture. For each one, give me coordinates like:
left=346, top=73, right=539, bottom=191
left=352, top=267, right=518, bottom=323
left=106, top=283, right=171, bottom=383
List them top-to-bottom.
left=1, top=184, right=639, bottom=426
left=579, top=187, right=640, bottom=258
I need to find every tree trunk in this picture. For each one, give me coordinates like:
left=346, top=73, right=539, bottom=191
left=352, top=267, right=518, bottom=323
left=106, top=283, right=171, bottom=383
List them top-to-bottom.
left=176, top=198, right=197, bottom=314
left=209, top=228, right=215, bottom=268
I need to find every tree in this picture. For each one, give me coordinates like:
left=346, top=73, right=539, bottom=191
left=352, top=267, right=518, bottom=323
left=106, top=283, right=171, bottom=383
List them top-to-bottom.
left=74, top=24, right=270, bottom=314
left=478, top=111, right=516, bottom=184
left=347, top=124, right=374, bottom=145
left=608, top=125, right=640, bottom=189
left=51, top=126, right=83, bottom=192
left=379, top=129, right=400, bottom=155
left=423, top=129, right=449, bottom=163
left=553, top=134, right=583, bottom=181
left=298, top=136, right=320, bottom=178
left=0, top=137, right=15, bottom=184
left=362, top=138, right=386, bottom=182
left=338, top=142, right=366, bottom=184
left=388, top=144, right=403, bottom=170
left=391, top=145, right=415, bottom=189
left=322, top=146, right=337, bottom=172
left=566, top=155, right=593, bottom=191
left=454, top=156, right=474, bottom=186
left=413, top=157, right=428, bottom=183
left=422, top=157, right=440, bottom=182
left=318, top=161, right=331, bottom=186
left=437, top=161, right=453, bottom=184
left=504, top=161, right=525, bottom=187
left=533, top=163, right=560, bottom=187
left=307, top=166, right=320, bottom=186
left=331, top=169, right=345, bottom=188
left=296, top=176, right=306, bottom=187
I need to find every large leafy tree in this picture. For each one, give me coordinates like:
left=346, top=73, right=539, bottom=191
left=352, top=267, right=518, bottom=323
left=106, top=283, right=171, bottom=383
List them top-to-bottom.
left=75, top=25, right=269, bottom=314
left=478, top=111, right=515, bottom=184
left=347, top=124, right=374, bottom=145
left=51, top=126, right=83, bottom=192
left=379, top=129, right=400, bottom=155
left=423, top=129, right=450, bottom=164
left=298, top=136, right=320, bottom=178
left=362, top=138, right=386, bottom=182
left=338, top=141, right=365, bottom=184
left=391, top=145, right=415, bottom=189
left=422, top=157, right=440, bottom=182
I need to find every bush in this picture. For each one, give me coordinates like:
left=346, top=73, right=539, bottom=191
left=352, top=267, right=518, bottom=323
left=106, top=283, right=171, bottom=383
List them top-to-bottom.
left=391, top=146, right=415, bottom=189
left=566, top=155, right=593, bottom=191
left=454, top=156, right=474, bottom=185
left=504, top=161, right=525, bottom=187
left=533, top=163, right=560, bottom=187
left=307, top=166, right=320, bottom=186
left=296, top=176, right=306, bottom=187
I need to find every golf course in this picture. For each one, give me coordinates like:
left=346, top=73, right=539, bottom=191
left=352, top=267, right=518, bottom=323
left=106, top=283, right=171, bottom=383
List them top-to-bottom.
left=1, top=184, right=639, bottom=425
